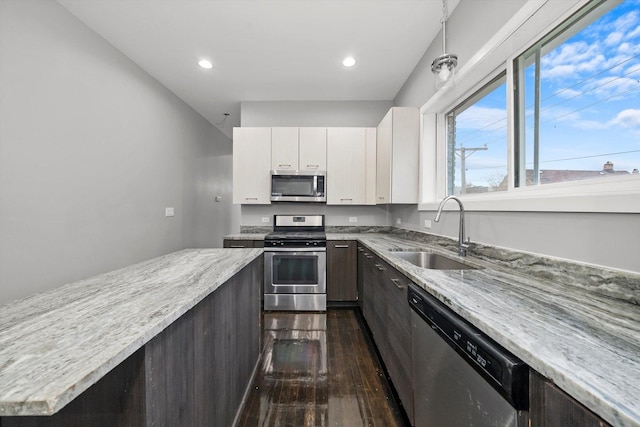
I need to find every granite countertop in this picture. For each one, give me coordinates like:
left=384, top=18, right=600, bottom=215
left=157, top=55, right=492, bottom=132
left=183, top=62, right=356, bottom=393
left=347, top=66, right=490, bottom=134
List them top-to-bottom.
left=229, top=230, right=639, bottom=426
left=330, top=232, right=640, bottom=427
left=0, top=248, right=262, bottom=417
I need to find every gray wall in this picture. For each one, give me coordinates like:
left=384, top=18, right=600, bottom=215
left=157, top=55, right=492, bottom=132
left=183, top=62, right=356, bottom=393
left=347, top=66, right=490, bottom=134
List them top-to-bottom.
left=0, top=0, right=234, bottom=304
left=392, top=0, right=639, bottom=273
left=394, top=0, right=528, bottom=107
left=238, top=100, right=392, bottom=227
left=241, top=101, right=392, bottom=128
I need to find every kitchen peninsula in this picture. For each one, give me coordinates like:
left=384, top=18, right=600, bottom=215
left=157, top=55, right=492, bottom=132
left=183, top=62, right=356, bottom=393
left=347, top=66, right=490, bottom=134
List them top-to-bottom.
left=0, top=248, right=262, bottom=426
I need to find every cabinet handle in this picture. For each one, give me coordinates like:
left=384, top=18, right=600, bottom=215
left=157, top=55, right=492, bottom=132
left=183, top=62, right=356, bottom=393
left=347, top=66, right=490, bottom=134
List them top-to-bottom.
left=278, top=164, right=292, bottom=168
left=306, top=164, right=319, bottom=168
left=378, top=196, right=385, bottom=200
left=245, top=197, right=258, bottom=200
left=229, top=245, right=245, bottom=248
left=334, top=245, right=349, bottom=248
left=357, top=247, right=364, bottom=252
left=364, top=254, right=373, bottom=259
left=374, top=264, right=386, bottom=271
left=390, top=278, right=405, bottom=290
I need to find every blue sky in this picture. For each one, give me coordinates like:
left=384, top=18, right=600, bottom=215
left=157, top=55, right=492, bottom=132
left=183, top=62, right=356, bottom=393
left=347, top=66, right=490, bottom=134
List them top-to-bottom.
left=454, top=0, right=640, bottom=188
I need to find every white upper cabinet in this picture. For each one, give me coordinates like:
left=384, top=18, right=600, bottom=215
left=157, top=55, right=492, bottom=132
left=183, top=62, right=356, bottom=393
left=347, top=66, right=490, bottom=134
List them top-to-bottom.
left=376, top=107, right=419, bottom=204
left=233, top=127, right=271, bottom=204
left=271, top=127, right=327, bottom=171
left=271, top=127, right=299, bottom=171
left=299, top=127, right=327, bottom=171
left=327, top=127, right=376, bottom=205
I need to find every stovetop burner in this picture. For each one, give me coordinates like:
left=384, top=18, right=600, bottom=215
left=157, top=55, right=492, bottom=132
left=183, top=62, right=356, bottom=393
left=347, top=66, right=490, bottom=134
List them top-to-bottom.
left=265, top=215, right=326, bottom=248
left=265, top=231, right=326, bottom=240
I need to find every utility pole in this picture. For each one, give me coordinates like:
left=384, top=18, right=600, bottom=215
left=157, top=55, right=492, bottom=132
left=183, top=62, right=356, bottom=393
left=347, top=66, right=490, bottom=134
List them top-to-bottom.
left=456, top=146, right=488, bottom=194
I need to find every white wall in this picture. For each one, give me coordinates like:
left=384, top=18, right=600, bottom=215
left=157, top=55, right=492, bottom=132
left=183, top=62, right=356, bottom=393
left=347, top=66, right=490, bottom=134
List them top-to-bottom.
left=0, top=0, right=233, bottom=304
left=392, top=0, right=639, bottom=273
left=238, top=100, right=392, bottom=227
left=241, top=101, right=392, bottom=128
left=241, top=204, right=390, bottom=228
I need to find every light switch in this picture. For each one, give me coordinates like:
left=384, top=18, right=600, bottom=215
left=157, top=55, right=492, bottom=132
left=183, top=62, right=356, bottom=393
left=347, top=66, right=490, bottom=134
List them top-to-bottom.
left=165, top=207, right=175, bottom=217
left=262, top=217, right=270, bottom=223
left=349, top=217, right=358, bottom=223
left=424, top=219, right=432, bottom=229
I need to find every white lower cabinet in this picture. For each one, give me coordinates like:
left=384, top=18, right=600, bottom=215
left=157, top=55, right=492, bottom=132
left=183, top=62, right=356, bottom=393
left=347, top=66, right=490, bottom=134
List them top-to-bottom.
left=232, top=127, right=271, bottom=204
left=326, top=127, right=376, bottom=205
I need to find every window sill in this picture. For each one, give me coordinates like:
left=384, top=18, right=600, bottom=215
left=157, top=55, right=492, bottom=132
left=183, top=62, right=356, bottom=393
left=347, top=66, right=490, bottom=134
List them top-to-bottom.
left=419, top=175, right=640, bottom=213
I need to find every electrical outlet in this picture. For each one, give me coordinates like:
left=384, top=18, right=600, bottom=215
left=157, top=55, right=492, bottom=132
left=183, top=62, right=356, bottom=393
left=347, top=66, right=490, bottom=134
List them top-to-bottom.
left=165, top=207, right=175, bottom=217
left=261, top=217, right=270, bottom=223
left=349, top=217, right=358, bottom=223
left=396, top=218, right=402, bottom=225
left=424, top=219, right=432, bottom=229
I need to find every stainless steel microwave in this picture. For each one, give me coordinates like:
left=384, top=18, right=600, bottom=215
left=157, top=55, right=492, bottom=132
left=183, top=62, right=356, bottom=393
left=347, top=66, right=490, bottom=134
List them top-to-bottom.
left=271, top=170, right=326, bottom=202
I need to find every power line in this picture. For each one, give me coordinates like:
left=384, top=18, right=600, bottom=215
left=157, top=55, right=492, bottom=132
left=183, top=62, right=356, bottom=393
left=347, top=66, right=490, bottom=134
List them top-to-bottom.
left=537, top=149, right=640, bottom=165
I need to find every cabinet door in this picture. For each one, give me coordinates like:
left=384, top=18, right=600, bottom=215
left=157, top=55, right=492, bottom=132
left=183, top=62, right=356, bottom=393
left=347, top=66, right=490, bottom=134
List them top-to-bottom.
left=376, top=107, right=419, bottom=204
left=390, top=107, right=419, bottom=203
left=376, top=110, right=392, bottom=204
left=233, top=127, right=271, bottom=204
left=271, top=127, right=299, bottom=171
left=299, top=127, right=327, bottom=171
left=364, top=127, right=377, bottom=205
left=326, top=128, right=366, bottom=205
left=223, top=239, right=255, bottom=248
left=327, top=241, right=357, bottom=301
left=357, top=246, right=366, bottom=310
left=361, top=249, right=375, bottom=324
left=371, top=255, right=389, bottom=361
left=385, top=268, right=414, bottom=425
left=530, top=371, right=610, bottom=426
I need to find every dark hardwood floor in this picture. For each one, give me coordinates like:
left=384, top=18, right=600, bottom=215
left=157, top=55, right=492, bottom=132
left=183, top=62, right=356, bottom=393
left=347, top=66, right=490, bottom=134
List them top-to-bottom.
left=236, top=309, right=408, bottom=427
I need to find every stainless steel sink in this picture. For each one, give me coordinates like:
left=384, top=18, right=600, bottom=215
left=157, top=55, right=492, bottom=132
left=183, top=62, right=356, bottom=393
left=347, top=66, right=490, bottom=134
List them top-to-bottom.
left=391, top=251, right=478, bottom=270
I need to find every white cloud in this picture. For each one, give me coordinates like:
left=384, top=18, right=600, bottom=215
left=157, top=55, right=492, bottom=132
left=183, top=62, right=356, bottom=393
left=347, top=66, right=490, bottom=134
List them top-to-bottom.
left=612, top=9, right=639, bottom=33
left=628, top=26, right=640, bottom=39
left=605, top=32, right=624, bottom=46
left=541, top=42, right=605, bottom=79
left=584, top=76, right=640, bottom=99
left=554, top=88, right=582, bottom=99
left=456, top=106, right=506, bottom=131
left=609, top=109, right=640, bottom=128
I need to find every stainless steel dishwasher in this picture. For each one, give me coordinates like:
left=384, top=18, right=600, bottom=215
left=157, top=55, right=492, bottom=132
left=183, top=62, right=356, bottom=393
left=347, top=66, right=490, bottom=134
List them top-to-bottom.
left=408, top=284, right=529, bottom=426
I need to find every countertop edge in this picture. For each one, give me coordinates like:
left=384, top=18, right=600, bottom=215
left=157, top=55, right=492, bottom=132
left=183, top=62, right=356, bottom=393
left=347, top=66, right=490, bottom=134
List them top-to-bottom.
left=0, top=248, right=263, bottom=417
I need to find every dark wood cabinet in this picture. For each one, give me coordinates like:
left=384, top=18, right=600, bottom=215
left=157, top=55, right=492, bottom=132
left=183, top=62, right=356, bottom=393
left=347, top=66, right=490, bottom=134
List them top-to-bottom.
left=223, top=239, right=262, bottom=248
left=327, top=240, right=357, bottom=301
left=360, top=247, right=375, bottom=322
left=359, top=249, right=413, bottom=425
left=384, top=266, right=414, bottom=425
left=530, top=370, right=611, bottom=427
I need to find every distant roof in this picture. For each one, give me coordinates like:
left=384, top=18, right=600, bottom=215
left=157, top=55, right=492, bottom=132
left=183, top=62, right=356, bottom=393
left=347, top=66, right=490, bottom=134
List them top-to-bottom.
left=533, top=168, right=630, bottom=184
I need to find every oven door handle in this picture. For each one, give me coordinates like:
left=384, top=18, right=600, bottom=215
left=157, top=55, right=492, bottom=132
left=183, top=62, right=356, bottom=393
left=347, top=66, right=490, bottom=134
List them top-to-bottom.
left=264, top=247, right=326, bottom=253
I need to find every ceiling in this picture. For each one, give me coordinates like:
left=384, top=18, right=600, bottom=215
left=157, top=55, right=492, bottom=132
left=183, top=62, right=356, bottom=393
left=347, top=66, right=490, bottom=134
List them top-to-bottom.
left=57, top=0, right=459, bottom=138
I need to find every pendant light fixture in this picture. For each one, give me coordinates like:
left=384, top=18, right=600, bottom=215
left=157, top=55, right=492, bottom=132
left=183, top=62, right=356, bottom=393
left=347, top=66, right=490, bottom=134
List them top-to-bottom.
left=431, top=0, right=457, bottom=89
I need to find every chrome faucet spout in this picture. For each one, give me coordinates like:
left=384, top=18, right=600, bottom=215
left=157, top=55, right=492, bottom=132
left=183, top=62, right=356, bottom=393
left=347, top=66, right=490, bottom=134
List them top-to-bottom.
left=434, top=195, right=469, bottom=257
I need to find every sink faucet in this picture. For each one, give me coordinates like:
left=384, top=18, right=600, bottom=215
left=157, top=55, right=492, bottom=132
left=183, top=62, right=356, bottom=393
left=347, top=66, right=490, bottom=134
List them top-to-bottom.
left=434, top=195, right=469, bottom=257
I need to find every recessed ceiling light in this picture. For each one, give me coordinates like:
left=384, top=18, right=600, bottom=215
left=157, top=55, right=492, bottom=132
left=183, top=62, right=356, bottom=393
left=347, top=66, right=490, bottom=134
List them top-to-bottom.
left=342, top=56, right=356, bottom=67
left=198, top=59, right=213, bottom=69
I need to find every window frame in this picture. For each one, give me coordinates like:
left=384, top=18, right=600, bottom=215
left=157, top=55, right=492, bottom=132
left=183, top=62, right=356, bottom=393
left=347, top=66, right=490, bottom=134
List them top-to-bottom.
left=418, top=0, right=640, bottom=214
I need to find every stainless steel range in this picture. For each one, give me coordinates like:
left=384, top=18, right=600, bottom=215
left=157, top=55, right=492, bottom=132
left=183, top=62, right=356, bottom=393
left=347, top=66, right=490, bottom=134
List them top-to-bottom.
left=264, top=214, right=326, bottom=311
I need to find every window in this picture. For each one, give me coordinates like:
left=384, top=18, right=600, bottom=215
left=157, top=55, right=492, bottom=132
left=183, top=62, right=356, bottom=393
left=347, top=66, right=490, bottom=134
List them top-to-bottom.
left=515, top=0, right=640, bottom=187
left=446, top=74, right=507, bottom=195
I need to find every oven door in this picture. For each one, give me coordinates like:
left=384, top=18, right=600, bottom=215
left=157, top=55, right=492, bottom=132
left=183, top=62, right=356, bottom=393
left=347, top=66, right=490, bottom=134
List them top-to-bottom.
left=264, top=248, right=326, bottom=294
